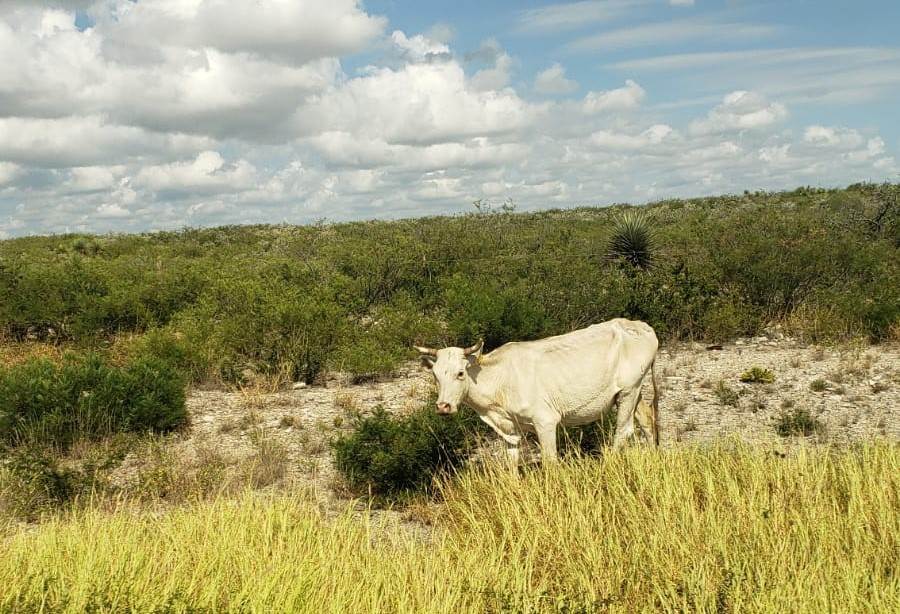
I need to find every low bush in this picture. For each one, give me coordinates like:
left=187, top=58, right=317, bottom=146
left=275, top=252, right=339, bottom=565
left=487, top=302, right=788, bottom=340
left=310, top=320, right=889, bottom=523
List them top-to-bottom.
left=1, top=183, right=898, bottom=381
left=176, top=270, right=348, bottom=385
left=443, top=274, right=550, bottom=349
left=330, top=294, right=443, bottom=382
left=124, top=327, right=198, bottom=375
left=0, top=353, right=187, bottom=449
left=740, top=366, right=775, bottom=384
left=809, top=378, right=828, bottom=392
left=714, top=380, right=740, bottom=406
left=331, top=405, right=486, bottom=501
left=775, top=407, right=825, bottom=437
left=0, top=445, right=83, bottom=521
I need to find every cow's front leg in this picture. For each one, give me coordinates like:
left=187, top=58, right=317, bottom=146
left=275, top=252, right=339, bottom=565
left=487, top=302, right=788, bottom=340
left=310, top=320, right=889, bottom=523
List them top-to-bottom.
left=535, top=420, right=560, bottom=463
left=505, top=440, right=520, bottom=470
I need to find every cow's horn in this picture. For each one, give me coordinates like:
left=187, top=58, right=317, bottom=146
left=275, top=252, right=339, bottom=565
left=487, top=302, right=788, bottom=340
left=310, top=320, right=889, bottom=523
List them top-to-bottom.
left=463, top=339, right=484, bottom=356
left=413, top=345, right=438, bottom=357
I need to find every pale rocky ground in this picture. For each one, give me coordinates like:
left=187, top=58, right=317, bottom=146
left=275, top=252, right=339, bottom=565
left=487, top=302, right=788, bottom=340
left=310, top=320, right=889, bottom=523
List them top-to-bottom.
left=111, top=336, right=900, bottom=511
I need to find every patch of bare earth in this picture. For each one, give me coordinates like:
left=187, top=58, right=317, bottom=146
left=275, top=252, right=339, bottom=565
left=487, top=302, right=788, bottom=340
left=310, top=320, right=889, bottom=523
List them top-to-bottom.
left=657, top=337, right=898, bottom=446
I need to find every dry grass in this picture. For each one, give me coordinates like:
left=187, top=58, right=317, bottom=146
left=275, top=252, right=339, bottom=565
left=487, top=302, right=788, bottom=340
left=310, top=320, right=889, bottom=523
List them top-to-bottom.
left=0, top=339, right=67, bottom=366
left=237, top=370, right=291, bottom=409
left=334, top=391, right=360, bottom=414
left=245, top=428, right=288, bottom=489
left=2, top=443, right=896, bottom=612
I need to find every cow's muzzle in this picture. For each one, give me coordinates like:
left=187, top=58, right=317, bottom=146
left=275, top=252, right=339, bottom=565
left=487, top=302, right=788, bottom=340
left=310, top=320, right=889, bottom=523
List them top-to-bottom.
left=436, top=402, right=456, bottom=415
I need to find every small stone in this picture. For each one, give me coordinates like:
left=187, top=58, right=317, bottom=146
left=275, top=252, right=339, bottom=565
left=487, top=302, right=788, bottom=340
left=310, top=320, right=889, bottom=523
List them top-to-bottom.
left=293, top=382, right=308, bottom=390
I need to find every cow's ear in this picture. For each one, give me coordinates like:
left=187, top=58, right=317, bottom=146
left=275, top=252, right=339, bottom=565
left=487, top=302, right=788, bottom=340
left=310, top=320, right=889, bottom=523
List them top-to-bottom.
left=420, top=356, right=435, bottom=370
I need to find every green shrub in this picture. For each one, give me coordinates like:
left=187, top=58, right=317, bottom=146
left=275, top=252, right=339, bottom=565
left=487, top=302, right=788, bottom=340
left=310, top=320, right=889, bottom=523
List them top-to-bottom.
left=1, top=183, right=898, bottom=380
left=179, top=270, right=348, bottom=384
left=443, top=274, right=548, bottom=349
left=330, top=294, right=443, bottom=382
left=125, top=327, right=203, bottom=382
left=0, top=354, right=186, bottom=449
left=740, top=367, right=775, bottom=384
left=809, top=379, right=828, bottom=392
left=714, top=380, right=740, bottom=406
left=331, top=405, right=486, bottom=501
left=775, top=408, right=825, bottom=437
left=0, top=445, right=83, bottom=521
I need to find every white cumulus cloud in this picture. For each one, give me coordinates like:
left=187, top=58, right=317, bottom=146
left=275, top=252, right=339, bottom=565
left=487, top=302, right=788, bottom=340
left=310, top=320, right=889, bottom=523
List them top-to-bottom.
left=391, top=30, right=451, bottom=62
left=534, top=63, right=578, bottom=95
left=582, top=80, right=646, bottom=114
left=690, top=91, right=787, bottom=135
left=803, top=125, right=864, bottom=148
left=135, top=151, right=257, bottom=195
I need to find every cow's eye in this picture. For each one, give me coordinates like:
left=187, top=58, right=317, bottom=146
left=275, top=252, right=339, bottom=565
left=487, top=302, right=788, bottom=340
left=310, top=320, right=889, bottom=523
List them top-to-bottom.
left=457, top=370, right=465, bottom=379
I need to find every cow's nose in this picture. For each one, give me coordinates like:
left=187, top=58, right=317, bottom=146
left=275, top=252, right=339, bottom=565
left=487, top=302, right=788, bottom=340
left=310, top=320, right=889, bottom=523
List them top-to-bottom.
left=436, top=402, right=451, bottom=414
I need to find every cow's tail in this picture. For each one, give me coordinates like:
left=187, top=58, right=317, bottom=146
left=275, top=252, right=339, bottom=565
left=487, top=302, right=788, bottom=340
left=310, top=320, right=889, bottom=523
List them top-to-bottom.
left=650, top=358, right=660, bottom=446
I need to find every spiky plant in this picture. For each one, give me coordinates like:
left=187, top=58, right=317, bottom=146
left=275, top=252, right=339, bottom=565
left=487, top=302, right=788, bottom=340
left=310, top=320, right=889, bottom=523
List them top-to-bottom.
left=607, top=209, right=655, bottom=269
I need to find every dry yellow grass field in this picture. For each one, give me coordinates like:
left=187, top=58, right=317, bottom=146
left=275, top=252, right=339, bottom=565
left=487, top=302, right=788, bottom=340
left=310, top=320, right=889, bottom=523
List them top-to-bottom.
left=2, top=442, right=898, bottom=613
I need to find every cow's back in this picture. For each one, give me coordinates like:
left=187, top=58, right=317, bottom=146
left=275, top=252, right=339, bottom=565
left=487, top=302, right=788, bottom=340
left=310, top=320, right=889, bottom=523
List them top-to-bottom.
left=481, top=319, right=657, bottom=421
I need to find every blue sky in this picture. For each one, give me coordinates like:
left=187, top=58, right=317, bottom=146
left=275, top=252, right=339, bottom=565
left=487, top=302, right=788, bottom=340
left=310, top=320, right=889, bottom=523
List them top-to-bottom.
left=367, top=0, right=900, bottom=140
left=1, top=1, right=898, bottom=237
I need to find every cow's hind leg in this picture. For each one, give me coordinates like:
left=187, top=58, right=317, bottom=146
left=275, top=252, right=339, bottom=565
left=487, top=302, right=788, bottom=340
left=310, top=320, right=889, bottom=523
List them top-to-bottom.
left=612, top=388, right=641, bottom=450
left=634, top=399, right=656, bottom=445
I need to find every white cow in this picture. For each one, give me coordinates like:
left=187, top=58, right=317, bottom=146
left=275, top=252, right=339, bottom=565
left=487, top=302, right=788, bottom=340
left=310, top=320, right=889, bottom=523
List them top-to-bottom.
left=415, top=318, right=659, bottom=464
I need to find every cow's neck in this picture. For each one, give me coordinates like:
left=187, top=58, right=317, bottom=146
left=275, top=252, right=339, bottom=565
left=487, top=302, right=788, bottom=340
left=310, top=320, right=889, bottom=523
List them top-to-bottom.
left=463, top=363, right=505, bottom=415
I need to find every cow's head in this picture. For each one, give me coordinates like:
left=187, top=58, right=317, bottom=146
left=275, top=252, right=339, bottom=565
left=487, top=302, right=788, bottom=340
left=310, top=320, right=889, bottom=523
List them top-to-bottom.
left=414, top=340, right=484, bottom=414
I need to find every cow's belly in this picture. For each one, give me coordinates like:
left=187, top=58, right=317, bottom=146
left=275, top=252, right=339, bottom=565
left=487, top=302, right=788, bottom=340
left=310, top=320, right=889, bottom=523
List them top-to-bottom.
left=558, top=389, right=618, bottom=427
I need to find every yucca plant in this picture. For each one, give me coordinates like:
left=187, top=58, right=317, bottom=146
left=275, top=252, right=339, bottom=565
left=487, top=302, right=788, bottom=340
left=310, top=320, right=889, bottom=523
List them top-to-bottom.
left=607, top=209, right=655, bottom=269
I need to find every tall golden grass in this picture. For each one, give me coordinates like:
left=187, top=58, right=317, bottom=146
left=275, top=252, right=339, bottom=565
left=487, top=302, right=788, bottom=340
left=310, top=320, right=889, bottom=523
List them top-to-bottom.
left=1, top=442, right=898, bottom=612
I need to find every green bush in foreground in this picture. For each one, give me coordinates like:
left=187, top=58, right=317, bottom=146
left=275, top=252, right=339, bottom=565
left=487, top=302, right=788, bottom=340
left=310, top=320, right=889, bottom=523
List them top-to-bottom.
left=0, top=353, right=186, bottom=449
left=332, top=405, right=486, bottom=500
